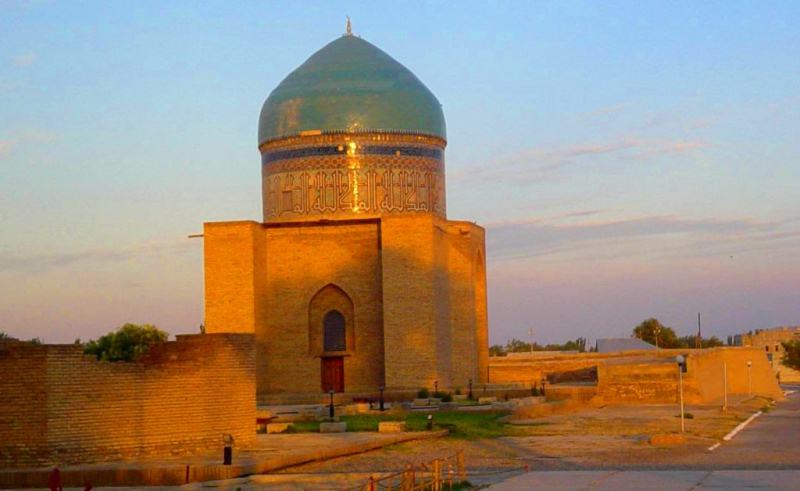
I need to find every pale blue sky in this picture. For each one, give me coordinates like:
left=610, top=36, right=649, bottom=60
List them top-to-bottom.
left=1, top=1, right=799, bottom=344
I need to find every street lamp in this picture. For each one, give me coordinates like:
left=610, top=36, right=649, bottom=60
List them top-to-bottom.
left=676, top=355, right=686, bottom=433
left=747, top=360, right=752, bottom=396
left=468, top=379, right=473, bottom=400
left=379, top=385, right=385, bottom=411
left=328, top=389, right=335, bottom=419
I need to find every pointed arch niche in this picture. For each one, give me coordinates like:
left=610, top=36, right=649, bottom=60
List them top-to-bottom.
left=308, top=284, right=355, bottom=356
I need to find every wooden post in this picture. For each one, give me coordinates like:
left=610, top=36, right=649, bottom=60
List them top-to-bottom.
left=457, top=450, right=466, bottom=481
left=433, top=459, right=441, bottom=491
left=447, top=461, right=454, bottom=488
left=402, top=464, right=415, bottom=491
left=368, top=475, right=375, bottom=491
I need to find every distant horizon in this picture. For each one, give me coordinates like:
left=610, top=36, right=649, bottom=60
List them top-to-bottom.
left=2, top=1, right=798, bottom=345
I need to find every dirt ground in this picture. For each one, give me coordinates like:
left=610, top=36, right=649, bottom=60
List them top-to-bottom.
left=266, top=395, right=773, bottom=487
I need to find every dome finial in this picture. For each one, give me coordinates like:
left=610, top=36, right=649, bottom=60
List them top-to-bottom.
left=345, top=16, right=352, bottom=36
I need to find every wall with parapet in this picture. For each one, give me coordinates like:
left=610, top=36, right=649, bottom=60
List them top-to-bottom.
left=0, top=333, right=255, bottom=468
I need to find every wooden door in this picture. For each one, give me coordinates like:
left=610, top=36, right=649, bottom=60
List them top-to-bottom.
left=321, top=356, right=344, bottom=393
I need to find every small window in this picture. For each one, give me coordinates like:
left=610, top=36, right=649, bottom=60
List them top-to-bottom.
left=323, top=310, right=346, bottom=352
left=776, top=344, right=780, bottom=352
left=766, top=345, right=770, bottom=352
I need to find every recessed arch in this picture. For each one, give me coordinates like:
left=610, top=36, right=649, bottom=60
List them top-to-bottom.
left=308, top=283, right=355, bottom=355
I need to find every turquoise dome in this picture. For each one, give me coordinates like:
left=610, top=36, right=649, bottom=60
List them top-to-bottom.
left=258, top=34, right=446, bottom=146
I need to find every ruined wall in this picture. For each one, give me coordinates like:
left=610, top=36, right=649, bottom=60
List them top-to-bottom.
left=739, top=327, right=800, bottom=383
left=0, top=334, right=255, bottom=468
left=490, top=347, right=783, bottom=405
left=489, top=352, right=615, bottom=386
left=597, top=360, right=684, bottom=404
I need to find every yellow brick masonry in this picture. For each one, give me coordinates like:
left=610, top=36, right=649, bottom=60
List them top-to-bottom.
left=203, top=214, right=488, bottom=401
left=0, top=334, right=255, bottom=468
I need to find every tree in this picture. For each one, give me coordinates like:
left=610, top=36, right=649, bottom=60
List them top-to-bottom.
left=632, top=318, right=680, bottom=348
left=84, top=323, right=168, bottom=362
left=0, top=331, right=15, bottom=341
left=782, top=340, right=800, bottom=371
left=489, top=344, right=506, bottom=357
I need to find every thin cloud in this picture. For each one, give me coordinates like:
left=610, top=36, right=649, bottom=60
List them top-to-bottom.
left=12, top=52, right=37, bottom=67
left=579, top=102, right=633, bottom=119
left=0, top=130, right=58, bottom=159
left=452, top=137, right=709, bottom=183
left=0, top=140, right=15, bottom=157
left=562, top=209, right=606, bottom=218
left=486, top=215, right=788, bottom=261
left=0, top=239, right=196, bottom=274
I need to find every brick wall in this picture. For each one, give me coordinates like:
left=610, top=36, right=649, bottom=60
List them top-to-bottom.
left=0, top=333, right=255, bottom=468
left=489, top=347, right=783, bottom=405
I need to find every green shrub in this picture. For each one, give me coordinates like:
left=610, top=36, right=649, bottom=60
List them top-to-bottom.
left=84, top=323, right=168, bottom=362
left=454, top=387, right=462, bottom=395
left=417, top=388, right=430, bottom=398
left=441, top=392, right=453, bottom=403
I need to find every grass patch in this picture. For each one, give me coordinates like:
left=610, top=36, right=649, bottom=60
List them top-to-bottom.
left=282, top=410, right=510, bottom=439
left=407, top=410, right=509, bottom=439
left=287, top=421, right=321, bottom=433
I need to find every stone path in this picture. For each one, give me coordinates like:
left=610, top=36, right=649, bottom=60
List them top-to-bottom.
left=0, top=431, right=446, bottom=489
left=492, top=470, right=800, bottom=490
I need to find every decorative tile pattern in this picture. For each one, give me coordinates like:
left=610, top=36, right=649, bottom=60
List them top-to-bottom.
left=261, top=134, right=447, bottom=220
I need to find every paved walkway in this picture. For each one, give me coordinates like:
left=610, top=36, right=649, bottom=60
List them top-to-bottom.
left=494, top=388, right=800, bottom=489
left=0, top=431, right=446, bottom=488
left=493, top=470, right=800, bottom=490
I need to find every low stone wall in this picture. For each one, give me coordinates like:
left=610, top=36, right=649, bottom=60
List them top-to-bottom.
left=0, top=333, right=256, bottom=468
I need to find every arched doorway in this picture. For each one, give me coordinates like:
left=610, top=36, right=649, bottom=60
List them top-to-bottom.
left=309, top=285, right=354, bottom=393
left=322, top=309, right=346, bottom=392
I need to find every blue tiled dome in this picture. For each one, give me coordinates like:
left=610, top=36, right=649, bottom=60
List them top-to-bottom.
left=258, top=35, right=446, bottom=146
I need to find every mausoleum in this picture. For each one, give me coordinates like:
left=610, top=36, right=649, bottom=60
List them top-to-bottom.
left=203, top=25, right=489, bottom=403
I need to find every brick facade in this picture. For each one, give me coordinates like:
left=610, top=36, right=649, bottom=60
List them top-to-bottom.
left=204, top=214, right=488, bottom=402
left=0, top=334, right=255, bottom=468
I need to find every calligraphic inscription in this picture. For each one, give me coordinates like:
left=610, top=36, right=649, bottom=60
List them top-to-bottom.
left=263, top=158, right=446, bottom=220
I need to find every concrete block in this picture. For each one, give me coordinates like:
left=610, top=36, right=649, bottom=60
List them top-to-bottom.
left=453, top=394, right=468, bottom=401
left=478, top=396, right=497, bottom=404
left=412, top=398, right=441, bottom=407
left=378, top=421, right=407, bottom=433
left=319, top=422, right=347, bottom=433
left=266, top=423, right=292, bottom=434
left=649, top=433, right=685, bottom=446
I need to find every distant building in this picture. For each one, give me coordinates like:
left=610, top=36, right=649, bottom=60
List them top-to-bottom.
left=734, top=326, right=800, bottom=382
left=596, top=338, right=656, bottom=353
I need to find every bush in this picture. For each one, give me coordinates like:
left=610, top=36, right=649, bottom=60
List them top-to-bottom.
left=84, top=323, right=168, bottom=362
left=454, top=387, right=462, bottom=395
left=417, top=388, right=430, bottom=398
left=441, top=392, right=453, bottom=403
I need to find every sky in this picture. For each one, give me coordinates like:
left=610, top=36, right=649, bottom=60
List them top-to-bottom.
left=1, top=1, right=799, bottom=345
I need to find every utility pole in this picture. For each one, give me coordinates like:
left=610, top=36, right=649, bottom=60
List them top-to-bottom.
left=696, top=312, right=702, bottom=349
left=528, top=327, right=535, bottom=355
